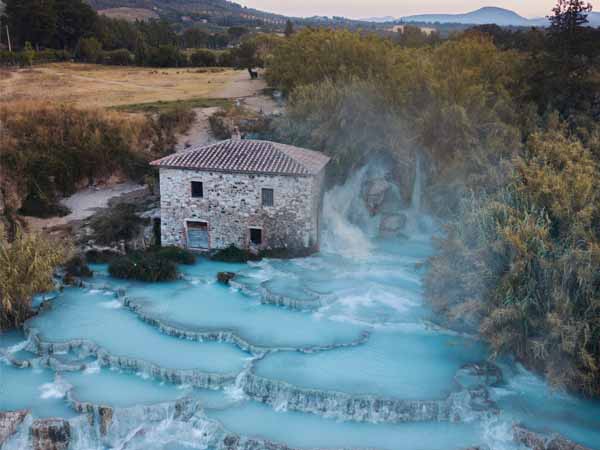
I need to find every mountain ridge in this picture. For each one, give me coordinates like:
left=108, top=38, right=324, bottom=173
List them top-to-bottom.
left=399, top=6, right=600, bottom=27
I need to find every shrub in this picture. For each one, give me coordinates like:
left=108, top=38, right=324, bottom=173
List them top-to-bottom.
left=78, top=37, right=103, bottom=63
left=101, top=49, right=134, bottom=65
left=190, top=49, right=217, bottom=67
left=0, top=103, right=162, bottom=217
left=426, top=128, right=600, bottom=397
left=19, top=196, right=71, bottom=219
left=89, top=203, right=147, bottom=246
left=0, top=226, right=68, bottom=330
left=210, top=245, right=260, bottom=263
left=153, top=246, right=196, bottom=265
left=85, top=249, right=121, bottom=264
left=108, top=251, right=179, bottom=282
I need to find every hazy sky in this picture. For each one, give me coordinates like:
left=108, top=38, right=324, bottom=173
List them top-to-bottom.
left=238, top=1, right=598, bottom=19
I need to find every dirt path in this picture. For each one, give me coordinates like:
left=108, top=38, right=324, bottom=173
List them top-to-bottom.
left=175, top=71, right=281, bottom=151
left=25, top=182, right=146, bottom=232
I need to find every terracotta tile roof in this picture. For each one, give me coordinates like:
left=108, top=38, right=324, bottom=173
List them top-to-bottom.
left=150, top=139, right=330, bottom=177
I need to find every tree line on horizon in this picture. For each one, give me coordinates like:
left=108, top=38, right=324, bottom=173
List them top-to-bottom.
left=0, top=0, right=271, bottom=67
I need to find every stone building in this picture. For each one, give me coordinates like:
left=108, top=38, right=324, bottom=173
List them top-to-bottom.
left=150, top=139, right=330, bottom=252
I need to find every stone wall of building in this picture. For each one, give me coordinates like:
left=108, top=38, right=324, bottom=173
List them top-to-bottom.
left=159, top=168, right=325, bottom=251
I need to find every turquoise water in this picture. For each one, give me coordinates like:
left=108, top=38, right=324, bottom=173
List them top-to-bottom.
left=2, top=167, right=600, bottom=450
left=28, top=288, right=248, bottom=373
left=254, top=330, right=486, bottom=399
left=207, top=401, right=482, bottom=450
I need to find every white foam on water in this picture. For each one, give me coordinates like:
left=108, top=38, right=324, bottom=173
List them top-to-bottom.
left=100, top=300, right=123, bottom=309
left=83, top=361, right=101, bottom=375
left=39, top=376, right=71, bottom=400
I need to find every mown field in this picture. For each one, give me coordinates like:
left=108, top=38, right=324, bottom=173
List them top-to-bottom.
left=0, top=63, right=243, bottom=109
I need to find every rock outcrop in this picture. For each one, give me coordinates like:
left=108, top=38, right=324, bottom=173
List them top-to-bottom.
left=362, top=178, right=391, bottom=215
left=379, top=213, right=407, bottom=237
left=217, top=272, right=236, bottom=285
left=0, top=410, right=29, bottom=446
left=30, top=418, right=70, bottom=450
left=513, top=425, right=591, bottom=450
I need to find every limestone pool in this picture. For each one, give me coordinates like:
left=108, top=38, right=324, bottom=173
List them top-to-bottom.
left=1, top=169, right=600, bottom=450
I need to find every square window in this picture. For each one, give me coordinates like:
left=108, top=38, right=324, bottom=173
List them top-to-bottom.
left=191, top=181, right=203, bottom=198
left=261, top=188, right=274, bottom=207
left=250, top=228, right=263, bottom=245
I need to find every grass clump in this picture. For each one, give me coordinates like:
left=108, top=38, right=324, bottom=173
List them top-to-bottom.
left=0, top=225, right=68, bottom=330
left=107, top=247, right=195, bottom=282
left=108, top=251, right=178, bottom=282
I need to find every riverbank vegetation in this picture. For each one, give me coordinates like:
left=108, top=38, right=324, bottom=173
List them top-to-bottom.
left=264, top=1, right=600, bottom=397
left=0, top=102, right=193, bottom=221
left=0, top=225, right=68, bottom=330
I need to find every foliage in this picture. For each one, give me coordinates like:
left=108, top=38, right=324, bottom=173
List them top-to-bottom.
left=3, top=0, right=95, bottom=49
left=284, top=20, right=294, bottom=38
left=265, top=28, right=395, bottom=95
left=271, top=32, right=526, bottom=206
left=78, top=37, right=103, bottom=63
left=101, top=48, right=134, bottom=65
left=190, top=49, right=218, bottom=67
left=0, top=103, right=192, bottom=217
left=209, top=105, right=270, bottom=140
left=426, top=128, right=600, bottom=397
left=89, top=203, right=147, bottom=246
left=0, top=225, right=68, bottom=330
left=210, top=245, right=260, bottom=263
left=153, top=246, right=196, bottom=265
left=108, top=251, right=179, bottom=282
left=63, top=255, right=93, bottom=279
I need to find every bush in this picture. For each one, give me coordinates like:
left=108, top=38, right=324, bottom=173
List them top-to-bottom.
left=78, top=37, right=103, bottom=63
left=147, top=45, right=187, bottom=67
left=101, top=49, right=134, bottom=65
left=190, top=49, right=217, bottom=67
left=0, top=103, right=165, bottom=220
left=426, top=128, right=600, bottom=397
left=18, top=195, right=71, bottom=219
left=89, top=203, right=147, bottom=246
left=0, top=226, right=68, bottom=330
left=210, top=245, right=260, bottom=263
left=153, top=246, right=196, bottom=265
left=85, top=249, right=121, bottom=264
left=108, top=251, right=179, bottom=282
left=63, top=255, right=93, bottom=285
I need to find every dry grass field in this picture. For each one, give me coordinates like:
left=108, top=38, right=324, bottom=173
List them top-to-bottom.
left=98, top=7, right=160, bottom=22
left=0, top=63, right=256, bottom=110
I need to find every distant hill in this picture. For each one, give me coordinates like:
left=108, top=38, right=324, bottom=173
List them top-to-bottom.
left=85, top=0, right=374, bottom=29
left=400, top=6, right=600, bottom=28
left=402, top=7, right=540, bottom=27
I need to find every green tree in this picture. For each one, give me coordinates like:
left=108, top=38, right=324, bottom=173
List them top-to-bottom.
left=4, top=0, right=57, bottom=49
left=53, top=0, right=96, bottom=49
left=527, top=0, right=599, bottom=119
left=284, top=19, right=294, bottom=38
left=77, top=36, right=102, bottom=63
left=22, top=42, right=35, bottom=66
left=190, top=49, right=217, bottom=67
left=0, top=225, right=67, bottom=330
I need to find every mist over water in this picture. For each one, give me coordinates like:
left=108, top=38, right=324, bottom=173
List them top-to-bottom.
left=1, top=161, right=600, bottom=449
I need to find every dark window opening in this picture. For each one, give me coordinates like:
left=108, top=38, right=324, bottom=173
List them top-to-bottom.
left=191, top=181, right=203, bottom=198
left=261, top=188, right=274, bottom=207
left=250, top=228, right=263, bottom=246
